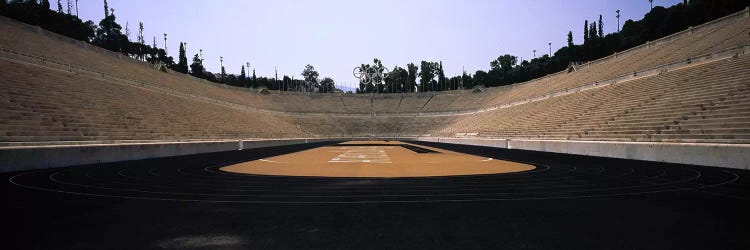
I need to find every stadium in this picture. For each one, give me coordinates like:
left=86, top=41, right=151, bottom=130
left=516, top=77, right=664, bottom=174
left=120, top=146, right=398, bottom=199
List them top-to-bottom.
left=1, top=0, right=749, bottom=249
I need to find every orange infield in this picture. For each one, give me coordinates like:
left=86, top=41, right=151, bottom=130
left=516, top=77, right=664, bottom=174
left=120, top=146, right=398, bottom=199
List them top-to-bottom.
left=221, top=141, right=535, bottom=177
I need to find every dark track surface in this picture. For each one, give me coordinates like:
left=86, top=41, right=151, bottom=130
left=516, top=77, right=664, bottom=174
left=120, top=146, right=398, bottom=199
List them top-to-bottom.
left=2, top=141, right=748, bottom=249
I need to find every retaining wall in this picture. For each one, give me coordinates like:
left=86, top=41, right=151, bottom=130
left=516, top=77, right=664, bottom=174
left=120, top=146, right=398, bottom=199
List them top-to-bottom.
left=416, top=137, right=750, bottom=170
left=0, top=138, right=337, bottom=173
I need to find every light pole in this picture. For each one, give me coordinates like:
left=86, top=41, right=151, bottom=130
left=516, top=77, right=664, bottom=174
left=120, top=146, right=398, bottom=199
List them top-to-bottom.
left=649, top=0, right=653, bottom=9
left=616, top=10, right=621, bottom=32
left=163, top=33, right=167, bottom=54
left=549, top=42, right=552, bottom=56
left=199, top=49, right=203, bottom=62
left=533, top=49, right=536, bottom=58
left=219, top=56, right=224, bottom=83
left=246, top=62, right=250, bottom=87
left=274, top=67, right=278, bottom=90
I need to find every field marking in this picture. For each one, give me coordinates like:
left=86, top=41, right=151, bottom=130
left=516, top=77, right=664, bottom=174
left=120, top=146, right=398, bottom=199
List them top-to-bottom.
left=328, top=146, right=392, bottom=163
left=258, top=159, right=283, bottom=163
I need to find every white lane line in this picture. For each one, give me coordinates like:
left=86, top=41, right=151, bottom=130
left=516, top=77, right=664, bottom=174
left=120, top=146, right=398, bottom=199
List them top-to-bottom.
left=480, top=158, right=493, bottom=162
left=258, top=159, right=280, bottom=163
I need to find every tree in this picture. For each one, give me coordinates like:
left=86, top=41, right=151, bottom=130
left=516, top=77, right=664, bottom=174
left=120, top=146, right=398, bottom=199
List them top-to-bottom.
left=56, top=0, right=62, bottom=13
left=103, top=0, right=109, bottom=17
left=94, top=1, right=128, bottom=52
left=598, top=15, right=604, bottom=38
left=583, top=20, right=589, bottom=44
left=124, top=21, right=130, bottom=40
left=136, top=22, right=144, bottom=60
left=137, top=22, right=144, bottom=44
left=589, top=22, right=598, bottom=40
left=567, top=31, right=574, bottom=60
left=175, top=42, right=188, bottom=73
left=189, top=53, right=205, bottom=78
left=491, top=54, right=517, bottom=72
left=357, top=58, right=386, bottom=93
left=418, top=61, right=437, bottom=92
left=437, top=61, right=446, bottom=91
left=406, top=63, right=418, bottom=93
left=301, top=64, right=319, bottom=91
left=239, top=65, right=246, bottom=87
left=220, top=66, right=226, bottom=83
left=385, top=66, right=408, bottom=93
left=461, top=70, right=474, bottom=89
left=473, top=70, right=488, bottom=87
left=319, top=77, right=335, bottom=93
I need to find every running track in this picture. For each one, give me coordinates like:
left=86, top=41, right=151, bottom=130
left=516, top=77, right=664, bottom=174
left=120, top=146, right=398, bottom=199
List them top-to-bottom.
left=3, top=141, right=748, bottom=249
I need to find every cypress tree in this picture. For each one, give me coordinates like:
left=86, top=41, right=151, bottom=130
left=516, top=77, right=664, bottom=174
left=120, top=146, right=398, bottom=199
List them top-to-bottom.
left=57, top=0, right=63, bottom=13
left=103, top=0, right=109, bottom=17
left=598, top=15, right=604, bottom=38
left=583, top=20, right=589, bottom=44
left=590, top=22, right=597, bottom=40
left=567, top=31, right=574, bottom=60
left=567, top=31, right=574, bottom=48
left=177, top=42, right=188, bottom=73
left=240, top=65, right=246, bottom=87
left=221, top=66, right=226, bottom=83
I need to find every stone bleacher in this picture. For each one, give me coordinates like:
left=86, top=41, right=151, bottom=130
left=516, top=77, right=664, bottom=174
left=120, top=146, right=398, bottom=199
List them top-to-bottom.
left=0, top=8, right=748, bottom=144
left=0, top=59, right=307, bottom=142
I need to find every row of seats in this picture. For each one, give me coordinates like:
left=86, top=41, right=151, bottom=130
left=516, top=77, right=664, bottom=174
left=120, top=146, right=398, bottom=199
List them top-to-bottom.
left=0, top=11, right=748, bottom=144
left=439, top=54, right=750, bottom=143
left=0, top=59, right=308, bottom=143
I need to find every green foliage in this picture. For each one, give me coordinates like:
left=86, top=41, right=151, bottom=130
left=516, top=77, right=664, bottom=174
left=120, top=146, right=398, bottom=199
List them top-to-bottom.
left=103, top=0, right=108, bottom=17
left=598, top=15, right=604, bottom=38
left=583, top=20, right=589, bottom=44
left=589, top=22, right=597, bottom=40
left=174, top=42, right=188, bottom=73
left=189, top=53, right=205, bottom=78
left=357, top=58, right=386, bottom=93
left=418, top=61, right=438, bottom=92
left=437, top=61, right=446, bottom=91
left=405, top=63, right=418, bottom=93
left=301, top=64, right=319, bottom=83
left=301, top=64, right=320, bottom=92
left=239, top=65, right=246, bottom=82
left=220, top=66, right=226, bottom=82
left=385, top=66, right=408, bottom=93
left=461, top=70, right=474, bottom=89
left=473, top=70, right=488, bottom=87
left=319, top=77, right=335, bottom=93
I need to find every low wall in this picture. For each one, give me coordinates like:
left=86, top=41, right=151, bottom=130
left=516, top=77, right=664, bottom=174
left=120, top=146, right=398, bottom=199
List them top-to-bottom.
left=416, top=137, right=750, bottom=170
left=0, top=138, right=337, bottom=173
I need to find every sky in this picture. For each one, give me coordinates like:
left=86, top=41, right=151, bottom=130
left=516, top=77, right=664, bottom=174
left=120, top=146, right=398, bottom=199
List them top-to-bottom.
left=71, top=0, right=682, bottom=89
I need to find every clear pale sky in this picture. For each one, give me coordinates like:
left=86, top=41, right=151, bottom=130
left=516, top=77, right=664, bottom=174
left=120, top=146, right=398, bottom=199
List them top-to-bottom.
left=72, top=0, right=681, bottom=88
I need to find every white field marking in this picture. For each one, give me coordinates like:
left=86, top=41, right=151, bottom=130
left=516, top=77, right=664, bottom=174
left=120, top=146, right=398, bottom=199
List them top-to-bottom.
left=328, top=146, right=392, bottom=163
left=480, top=158, right=493, bottom=162
left=258, top=159, right=281, bottom=163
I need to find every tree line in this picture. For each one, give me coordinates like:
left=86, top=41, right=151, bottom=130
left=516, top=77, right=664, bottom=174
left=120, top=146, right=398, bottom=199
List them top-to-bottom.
left=2, top=0, right=747, bottom=94
left=357, top=0, right=747, bottom=93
